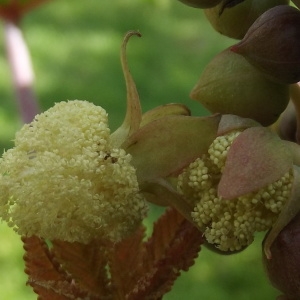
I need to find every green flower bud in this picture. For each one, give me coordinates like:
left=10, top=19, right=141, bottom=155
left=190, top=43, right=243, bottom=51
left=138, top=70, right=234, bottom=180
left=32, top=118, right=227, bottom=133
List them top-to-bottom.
left=177, top=0, right=222, bottom=8
left=204, top=0, right=289, bottom=39
left=231, top=5, right=300, bottom=84
left=190, top=48, right=289, bottom=126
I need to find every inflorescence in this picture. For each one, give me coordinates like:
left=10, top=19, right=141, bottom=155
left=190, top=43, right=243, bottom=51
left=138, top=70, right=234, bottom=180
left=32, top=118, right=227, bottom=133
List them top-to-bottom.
left=0, top=100, right=147, bottom=244
left=177, top=130, right=293, bottom=251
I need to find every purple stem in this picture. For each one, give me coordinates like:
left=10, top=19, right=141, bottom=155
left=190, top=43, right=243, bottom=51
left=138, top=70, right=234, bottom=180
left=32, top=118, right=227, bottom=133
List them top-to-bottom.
left=4, top=20, right=39, bottom=123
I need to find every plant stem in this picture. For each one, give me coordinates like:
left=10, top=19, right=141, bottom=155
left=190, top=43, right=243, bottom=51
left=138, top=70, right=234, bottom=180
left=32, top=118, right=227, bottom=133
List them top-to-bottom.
left=292, top=0, right=300, bottom=9
left=4, top=20, right=39, bottom=123
left=289, top=83, right=300, bottom=143
left=284, top=140, right=300, bottom=167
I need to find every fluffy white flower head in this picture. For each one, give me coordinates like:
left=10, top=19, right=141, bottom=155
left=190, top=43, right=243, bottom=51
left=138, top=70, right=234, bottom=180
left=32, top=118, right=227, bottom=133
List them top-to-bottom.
left=0, top=100, right=147, bottom=243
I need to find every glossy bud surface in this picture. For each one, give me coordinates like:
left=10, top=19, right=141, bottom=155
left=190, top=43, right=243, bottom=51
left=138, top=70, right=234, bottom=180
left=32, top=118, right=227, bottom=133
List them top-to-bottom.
left=178, top=0, right=222, bottom=8
left=204, top=0, right=289, bottom=39
left=232, top=5, right=300, bottom=84
left=190, top=49, right=289, bottom=126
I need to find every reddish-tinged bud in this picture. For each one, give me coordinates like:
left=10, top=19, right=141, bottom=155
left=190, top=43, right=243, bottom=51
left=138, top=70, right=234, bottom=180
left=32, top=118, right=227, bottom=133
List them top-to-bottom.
left=177, top=0, right=222, bottom=8
left=204, top=0, right=289, bottom=39
left=232, top=5, right=300, bottom=84
left=190, top=48, right=289, bottom=126
left=263, top=213, right=300, bottom=299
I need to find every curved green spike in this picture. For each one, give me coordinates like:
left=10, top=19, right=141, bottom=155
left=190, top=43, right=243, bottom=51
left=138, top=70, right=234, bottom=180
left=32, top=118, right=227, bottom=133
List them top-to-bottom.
left=110, top=31, right=142, bottom=148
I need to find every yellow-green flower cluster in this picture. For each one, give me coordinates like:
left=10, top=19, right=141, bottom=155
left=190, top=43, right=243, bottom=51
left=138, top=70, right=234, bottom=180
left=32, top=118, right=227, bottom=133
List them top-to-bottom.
left=0, top=100, right=147, bottom=243
left=177, top=130, right=293, bottom=251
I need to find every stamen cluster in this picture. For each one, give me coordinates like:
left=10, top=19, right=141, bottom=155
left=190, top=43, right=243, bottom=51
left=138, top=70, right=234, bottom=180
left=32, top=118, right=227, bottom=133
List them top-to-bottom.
left=0, top=100, right=147, bottom=243
left=177, top=131, right=293, bottom=251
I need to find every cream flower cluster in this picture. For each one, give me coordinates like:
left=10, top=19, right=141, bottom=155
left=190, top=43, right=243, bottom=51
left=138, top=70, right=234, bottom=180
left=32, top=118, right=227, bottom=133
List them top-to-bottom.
left=0, top=100, right=147, bottom=243
left=177, top=131, right=293, bottom=251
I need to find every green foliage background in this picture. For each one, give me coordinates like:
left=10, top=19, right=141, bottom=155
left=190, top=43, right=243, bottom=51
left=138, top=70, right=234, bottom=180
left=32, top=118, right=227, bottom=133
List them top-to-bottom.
left=0, top=0, right=280, bottom=299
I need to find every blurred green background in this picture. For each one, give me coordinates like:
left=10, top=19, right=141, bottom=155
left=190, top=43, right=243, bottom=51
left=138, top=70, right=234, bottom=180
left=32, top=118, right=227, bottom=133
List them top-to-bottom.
left=0, top=0, right=280, bottom=299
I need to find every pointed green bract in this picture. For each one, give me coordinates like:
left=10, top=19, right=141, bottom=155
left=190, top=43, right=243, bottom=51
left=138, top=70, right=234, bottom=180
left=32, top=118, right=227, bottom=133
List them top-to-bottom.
left=110, top=31, right=142, bottom=148
left=190, top=48, right=289, bottom=126
left=140, top=103, right=191, bottom=128
left=125, top=114, right=221, bottom=182
left=217, top=114, right=260, bottom=136
left=218, top=127, right=293, bottom=199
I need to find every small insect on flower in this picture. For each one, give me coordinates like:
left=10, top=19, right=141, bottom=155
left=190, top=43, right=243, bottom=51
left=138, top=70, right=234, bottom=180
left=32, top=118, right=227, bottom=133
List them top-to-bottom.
left=27, top=150, right=36, bottom=159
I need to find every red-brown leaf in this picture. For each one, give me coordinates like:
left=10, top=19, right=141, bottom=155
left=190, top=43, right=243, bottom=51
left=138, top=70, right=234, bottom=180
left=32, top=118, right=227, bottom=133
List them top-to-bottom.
left=143, top=207, right=185, bottom=267
left=127, top=208, right=204, bottom=299
left=23, top=209, right=204, bottom=300
left=109, top=225, right=146, bottom=299
left=22, top=236, right=92, bottom=299
left=23, top=236, right=68, bottom=282
left=51, top=239, right=111, bottom=298
left=30, top=280, right=89, bottom=300
left=33, top=286, right=70, bottom=300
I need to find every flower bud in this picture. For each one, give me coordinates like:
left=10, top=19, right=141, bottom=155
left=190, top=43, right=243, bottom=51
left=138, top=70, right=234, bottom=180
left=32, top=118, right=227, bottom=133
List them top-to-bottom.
left=177, top=0, right=221, bottom=8
left=204, top=0, right=289, bottom=39
left=231, top=5, right=300, bottom=84
left=190, top=48, right=289, bottom=126
left=177, top=124, right=294, bottom=252
left=263, top=213, right=300, bottom=299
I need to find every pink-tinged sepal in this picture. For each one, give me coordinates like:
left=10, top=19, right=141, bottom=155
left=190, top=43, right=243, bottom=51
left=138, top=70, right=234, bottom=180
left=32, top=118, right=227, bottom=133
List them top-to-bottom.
left=217, top=114, right=260, bottom=136
left=218, top=126, right=293, bottom=199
